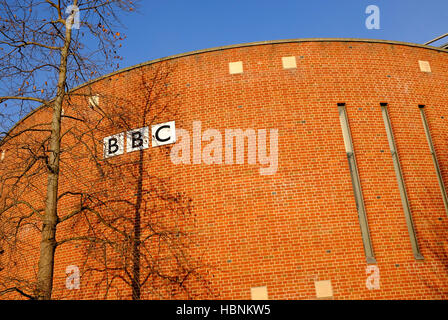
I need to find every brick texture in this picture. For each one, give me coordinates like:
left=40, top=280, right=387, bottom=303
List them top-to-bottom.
left=1, top=40, right=448, bottom=300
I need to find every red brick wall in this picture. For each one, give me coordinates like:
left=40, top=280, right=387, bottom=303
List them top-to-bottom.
left=1, top=40, right=448, bottom=299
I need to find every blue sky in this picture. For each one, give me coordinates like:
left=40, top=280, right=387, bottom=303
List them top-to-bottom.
left=2, top=0, right=447, bottom=133
left=113, top=0, right=448, bottom=69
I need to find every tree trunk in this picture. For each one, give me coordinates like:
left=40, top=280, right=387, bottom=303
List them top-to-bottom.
left=35, top=13, right=73, bottom=300
left=132, top=150, right=144, bottom=300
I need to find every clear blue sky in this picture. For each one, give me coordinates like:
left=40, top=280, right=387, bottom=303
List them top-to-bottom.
left=113, top=0, right=448, bottom=70
left=0, top=1, right=446, bottom=134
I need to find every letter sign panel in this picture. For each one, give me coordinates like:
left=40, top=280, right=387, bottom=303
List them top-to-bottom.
left=152, top=121, right=176, bottom=147
left=127, top=126, right=149, bottom=153
left=103, top=132, right=124, bottom=158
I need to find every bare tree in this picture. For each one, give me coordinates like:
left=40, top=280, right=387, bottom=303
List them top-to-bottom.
left=0, top=0, right=137, bottom=300
left=0, top=59, right=216, bottom=299
left=49, top=67, right=215, bottom=300
left=81, top=69, right=215, bottom=300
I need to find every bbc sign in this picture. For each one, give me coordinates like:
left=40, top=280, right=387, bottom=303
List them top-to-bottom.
left=103, top=121, right=176, bottom=159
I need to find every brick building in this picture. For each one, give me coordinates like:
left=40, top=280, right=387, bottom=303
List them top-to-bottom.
left=1, top=39, right=448, bottom=299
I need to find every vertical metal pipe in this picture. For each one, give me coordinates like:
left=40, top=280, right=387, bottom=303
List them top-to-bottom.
left=338, top=103, right=376, bottom=263
left=380, top=103, right=423, bottom=260
left=418, top=105, right=448, bottom=215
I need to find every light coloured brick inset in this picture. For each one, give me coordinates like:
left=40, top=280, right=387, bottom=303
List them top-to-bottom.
left=282, top=56, right=297, bottom=69
left=419, top=60, right=431, bottom=73
left=229, top=61, right=243, bottom=74
left=89, top=95, right=100, bottom=108
left=315, top=280, right=333, bottom=299
left=251, top=286, right=268, bottom=300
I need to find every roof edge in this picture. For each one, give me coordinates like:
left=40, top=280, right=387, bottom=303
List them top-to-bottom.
left=3, top=38, right=448, bottom=142
left=73, top=38, right=448, bottom=93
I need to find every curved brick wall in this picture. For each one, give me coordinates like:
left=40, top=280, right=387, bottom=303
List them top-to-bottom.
left=2, top=39, right=448, bottom=299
